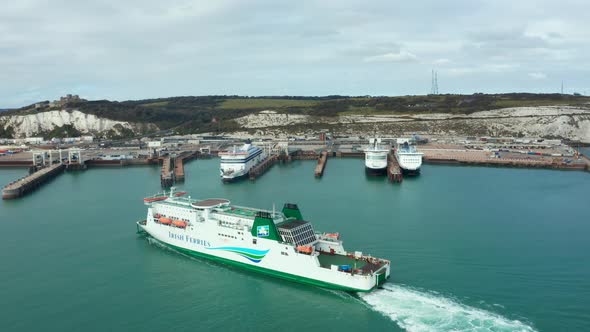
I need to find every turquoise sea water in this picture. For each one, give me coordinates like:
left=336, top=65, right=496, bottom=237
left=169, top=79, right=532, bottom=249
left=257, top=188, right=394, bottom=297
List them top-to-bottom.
left=1, top=160, right=589, bottom=331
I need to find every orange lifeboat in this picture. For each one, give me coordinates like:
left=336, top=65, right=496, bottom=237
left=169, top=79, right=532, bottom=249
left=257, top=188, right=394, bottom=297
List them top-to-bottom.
left=144, top=195, right=167, bottom=203
left=159, top=217, right=172, bottom=225
left=172, top=220, right=187, bottom=228
left=325, top=232, right=340, bottom=240
left=296, top=245, right=313, bottom=254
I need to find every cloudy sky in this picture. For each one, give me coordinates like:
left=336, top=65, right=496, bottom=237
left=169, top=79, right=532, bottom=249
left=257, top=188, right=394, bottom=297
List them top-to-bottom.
left=1, top=0, right=589, bottom=107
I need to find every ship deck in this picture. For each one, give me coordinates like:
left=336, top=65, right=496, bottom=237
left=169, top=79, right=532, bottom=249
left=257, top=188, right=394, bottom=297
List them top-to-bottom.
left=223, top=206, right=257, bottom=218
left=317, top=252, right=387, bottom=275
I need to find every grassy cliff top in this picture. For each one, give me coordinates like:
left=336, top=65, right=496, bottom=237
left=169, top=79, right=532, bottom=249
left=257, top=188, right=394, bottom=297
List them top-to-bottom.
left=4, top=93, right=589, bottom=134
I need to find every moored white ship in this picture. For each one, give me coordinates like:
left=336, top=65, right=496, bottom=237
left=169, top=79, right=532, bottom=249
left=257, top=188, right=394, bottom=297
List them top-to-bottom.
left=363, top=138, right=389, bottom=175
left=395, top=138, right=423, bottom=174
left=219, top=140, right=265, bottom=182
left=137, top=189, right=391, bottom=292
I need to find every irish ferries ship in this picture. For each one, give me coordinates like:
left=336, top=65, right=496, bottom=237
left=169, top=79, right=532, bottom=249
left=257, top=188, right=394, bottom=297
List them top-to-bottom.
left=363, top=138, right=389, bottom=175
left=395, top=138, right=423, bottom=174
left=219, top=140, right=265, bottom=182
left=137, top=189, right=391, bottom=292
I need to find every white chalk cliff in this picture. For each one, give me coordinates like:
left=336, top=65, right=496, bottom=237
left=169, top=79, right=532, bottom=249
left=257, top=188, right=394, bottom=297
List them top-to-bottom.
left=233, top=106, right=590, bottom=142
left=0, top=110, right=155, bottom=137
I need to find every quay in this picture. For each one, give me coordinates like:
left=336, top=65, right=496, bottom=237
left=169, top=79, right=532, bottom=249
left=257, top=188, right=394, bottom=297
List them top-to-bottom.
left=421, top=149, right=588, bottom=171
left=161, top=150, right=200, bottom=187
left=173, top=150, right=200, bottom=182
left=291, top=150, right=320, bottom=160
left=315, top=151, right=328, bottom=177
left=387, top=151, right=403, bottom=183
left=581, top=154, right=590, bottom=172
left=249, top=155, right=278, bottom=180
left=161, top=157, right=174, bottom=187
left=174, top=157, right=185, bottom=181
left=2, top=163, right=65, bottom=200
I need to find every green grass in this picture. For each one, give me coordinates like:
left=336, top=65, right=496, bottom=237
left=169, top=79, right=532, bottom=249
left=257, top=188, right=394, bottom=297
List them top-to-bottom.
left=219, top=98, right=319, bottom=110
left=492, top=99, right=590, bottom=108
left=140, top=101, right=170, bottom=108
left=339, top=106, right=396, bottom=116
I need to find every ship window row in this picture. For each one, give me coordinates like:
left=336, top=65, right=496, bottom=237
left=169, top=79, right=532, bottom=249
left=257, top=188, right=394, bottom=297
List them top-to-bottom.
left=367, top=155, right=387, bottom=160
left=218, top=233, right=237, bottom=239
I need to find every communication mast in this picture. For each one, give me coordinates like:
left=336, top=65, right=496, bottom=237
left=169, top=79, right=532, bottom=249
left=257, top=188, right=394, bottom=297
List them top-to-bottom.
left=431, top=69, right=439, bottom=95
left=561, top=81, right=564, bottom=94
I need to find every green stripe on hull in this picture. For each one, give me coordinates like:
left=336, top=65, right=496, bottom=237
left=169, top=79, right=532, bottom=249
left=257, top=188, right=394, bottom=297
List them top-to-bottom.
left=152, top=238, right=374, bottom=292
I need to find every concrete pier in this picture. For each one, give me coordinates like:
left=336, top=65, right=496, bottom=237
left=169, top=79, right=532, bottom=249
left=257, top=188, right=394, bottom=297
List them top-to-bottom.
left=315, top=151, right=328, bottom=177
left=387, top=151, right=403, bottom=183
left=580, top=154, right=590, bottom=172
left=249, top=155, right=278, bottom=180
left=161, top=157, right=174, bottom=187
left=174, top=157, right=185, bottom=182
left=2, top=163, right=65, bottom=199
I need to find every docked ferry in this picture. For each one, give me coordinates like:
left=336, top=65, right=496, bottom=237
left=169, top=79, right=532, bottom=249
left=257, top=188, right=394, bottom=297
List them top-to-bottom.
left=363, top=138, right=389, bottom=175
left=395, top=138, right=423, bottom=174
left=219, top=140, right=265, bottom=182
left=137, top=189, right=391, bottom=292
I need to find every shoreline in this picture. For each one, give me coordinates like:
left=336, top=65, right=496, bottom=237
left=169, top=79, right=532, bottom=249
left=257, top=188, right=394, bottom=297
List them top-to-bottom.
left=2, top=154, right=588, bottom=172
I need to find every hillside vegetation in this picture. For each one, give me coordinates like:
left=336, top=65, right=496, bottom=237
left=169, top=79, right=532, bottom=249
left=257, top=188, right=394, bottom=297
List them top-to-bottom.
left=4, top=94, right=590, bottom=135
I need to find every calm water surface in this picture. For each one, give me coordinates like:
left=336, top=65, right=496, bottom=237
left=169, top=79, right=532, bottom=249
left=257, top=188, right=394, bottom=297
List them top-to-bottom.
left=1, top=160, right=588, bottom=331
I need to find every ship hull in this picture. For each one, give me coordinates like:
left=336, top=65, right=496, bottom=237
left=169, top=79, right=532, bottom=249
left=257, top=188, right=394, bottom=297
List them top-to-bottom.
left=395, top=151, right=423, bottom=176
left=220, top=152, right=265, bottom=182
left=365, top=166, right=387, bottom=176
left=401, top=167, right=421, bottom=176
left=221, top=172, right=249, bottom=183
left=138, top=221, right=388, bottom=292
left=145, top=235, right=376, bottom=292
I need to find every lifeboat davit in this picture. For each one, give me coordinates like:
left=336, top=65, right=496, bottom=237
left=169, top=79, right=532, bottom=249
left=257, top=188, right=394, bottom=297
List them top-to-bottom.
left=143, top=191, right=187, bottom=203
left=144, top=195, right=168, bottom=203
left=159, top=217, right=172, bottom=225
left=172, top=220, right=187, bottom=228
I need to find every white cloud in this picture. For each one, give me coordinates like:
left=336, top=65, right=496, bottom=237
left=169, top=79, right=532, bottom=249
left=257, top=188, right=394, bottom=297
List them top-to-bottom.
left=0, top=0, right=589, bottom=106
left=364, top=50, right=418, bottom=63
left=433, top=58, right=451, bottom=65
left=529, top=72, right=547, bottom=79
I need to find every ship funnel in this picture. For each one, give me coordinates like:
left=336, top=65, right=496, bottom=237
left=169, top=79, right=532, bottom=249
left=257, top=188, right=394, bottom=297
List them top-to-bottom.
left=282, top=203, right=303, bottom=220
left=251, top=211, right=281, bottom=241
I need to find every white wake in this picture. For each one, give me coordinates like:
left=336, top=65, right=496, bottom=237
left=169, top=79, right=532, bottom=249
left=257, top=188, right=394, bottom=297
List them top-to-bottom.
left=359, top=283, right=536, bottom=332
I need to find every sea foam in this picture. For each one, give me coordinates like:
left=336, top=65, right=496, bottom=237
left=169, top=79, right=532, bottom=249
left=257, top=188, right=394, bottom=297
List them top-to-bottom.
left=359, top=283, right=536, bottom=332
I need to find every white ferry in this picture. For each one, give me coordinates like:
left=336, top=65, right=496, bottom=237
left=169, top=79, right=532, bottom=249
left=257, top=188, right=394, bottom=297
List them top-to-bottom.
left=363, top=138, right=389, bottom=175
left=395, top=138, right=423, bottom=174
left=219, top=140, right=265, bottom=182
left=137, top=189, right=391, bottom=292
